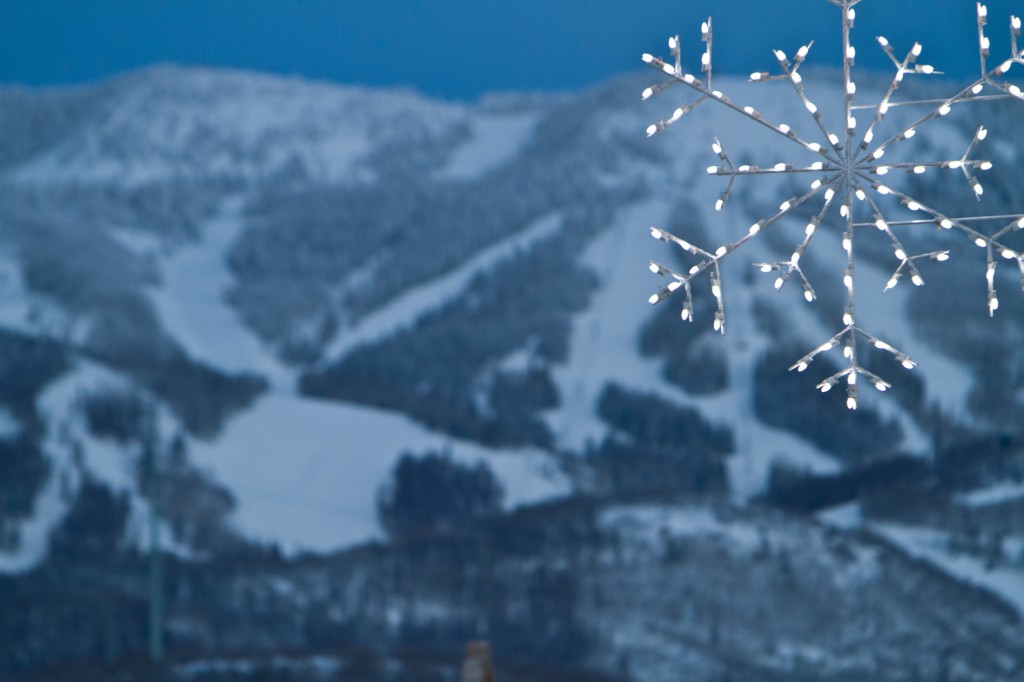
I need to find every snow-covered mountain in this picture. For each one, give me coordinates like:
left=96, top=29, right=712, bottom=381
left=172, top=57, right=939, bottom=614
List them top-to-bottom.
left=0, top=65, right=1023, bottom=679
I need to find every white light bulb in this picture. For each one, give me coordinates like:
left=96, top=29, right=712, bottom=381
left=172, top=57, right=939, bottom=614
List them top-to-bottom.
left=1013, top=16, right=1022, bottom=30
left=669, top=36, right=678, bottom=49
left=878, top=36, right=889, bottom=47
left=912, top=43, right=923, bottom=57
left=847, top=45, right=856, bottom=60
left=774, top=49, right=787, bottom=61
left=702, top=52, right=711, bottom=66
left=642, top=53, right=654, bottom=63
left=921, top=65, right=935, bottom=74
left=791, top=71, right=803, bottom=84
left=750, top=72, right=763, bottom=81
left=684, top=73, right=697, bottom=84
left=847, top=81, right=857, bottom=95
left=972, top=83, right=984, bottom=95
left=642, top=87, right=654, bottom=100
left=806, top=100, right=818, bottom=114
left=880, top=101, right=890, bottom=114
left=939, top=104, right=951, bottom=116
left=848, top=116, right=857, bottom=129
left=646, top=124, right=658, bottom=136
left=779, top=124, right=791, bottom=134
left=978, top=127, right=989, bottom=141
left=904, top=128, right=916, bottom=139
left=864, top=130, right=874, bottom=144
left=829, top=133, right=840, bottom=146
left=712, top=142, right=722, bottom=154
left=873, top=149, right=885, bottom=160
left=948, top=160, right=963, bottom=169
left=811, top=161, right=823, bottom=171
left=980, top=161, right=993, bottom=171
left=774, top=162, right=787, bottom=171
left=707, top=166, right=719, bottom=175
left=876, top=166, right=889, bottom=175
left=913, top=166, right=926, bottom=174
left=811, top=179, right=822, bottom=189
left=877, top=185, right=890, bottom=195
left=825, top=188, right=836, bottom=202
left=856, top=189, right=866, bottom=201
left=715, top=199, right=725, bottom=212
left=780, top=200, right=792, bottom=211
left=840, top=204, right=849, bottom=217
left=876, top=218, right=888, bottom=230
left=941, top=219, right=953, bottom=229
left=748, top=223, right=760, bottom=235
left=806, top=223, right=816, bottom=236
left=650, top=227, right=663, bottom=239
left=843, top=237, right=852, bottom=253
left=975, top=237, right=987, bottom=247
left=715, top=246, right=727, bottom=257
left=895, top=248, right=906, bottom=260
left=1003, top=249, right=1016, bottom=260
left=936, top=252, right=950, bottom=261
left=649, top=262, right=660, bottom=273
left=761, top=264, right=773, bottom=273
left=690, top=265, right=700, bottom=274
left=844, top=274, right=853, bottom=289
left=912, top=274, right=924, bottom=286
left=774, top=277, right=784, bottom=290
left=885, top=277, right=898, bottom=290
left=668, top=280, right=682, bottom=292
left=711, top=284, right=721, bottom=297
left=804, top=290, right=814, bottom=302
left=648, top=293, right=660, bottom=304
left=990, top=297, right=1000, bottom=313
left=843, top=313, right=854, bottom=326
left=713, top=318, right=722, bottom=331
left=902, top=359, right=916, bottom=370
left=797, top=361, right=809, bottom=371
left=875, top=381, right=888, bottom=392
left=821, top=383, right=832, bottom=393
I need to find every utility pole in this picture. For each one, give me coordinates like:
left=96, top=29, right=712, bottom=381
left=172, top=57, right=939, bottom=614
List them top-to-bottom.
left=143, top=411, right=163, bottom=662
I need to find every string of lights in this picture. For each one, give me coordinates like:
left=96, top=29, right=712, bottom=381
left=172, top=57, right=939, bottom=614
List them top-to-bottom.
left=643, top=0, right=1024, bottom=409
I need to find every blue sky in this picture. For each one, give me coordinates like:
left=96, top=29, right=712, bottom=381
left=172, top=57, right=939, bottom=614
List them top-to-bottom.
left=0, top=1, right=1020, bottom=99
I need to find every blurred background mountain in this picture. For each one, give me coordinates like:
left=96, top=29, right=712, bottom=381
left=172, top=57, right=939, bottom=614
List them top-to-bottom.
left=1, top=1, right=1024, bottom=680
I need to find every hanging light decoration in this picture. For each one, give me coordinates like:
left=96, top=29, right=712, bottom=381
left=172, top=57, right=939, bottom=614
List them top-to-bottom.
left=643, top=1, right=1024, bottom=409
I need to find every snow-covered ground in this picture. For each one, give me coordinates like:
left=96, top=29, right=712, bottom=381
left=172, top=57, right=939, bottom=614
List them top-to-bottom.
left=437, top=111, right=538, bottom=181
left=149, top=196, right=295, bottom=390
left=323, top=212, right=565, bottom=363
left=190, top=392, right=570, bottom=553
left=872, top=522, right=1024, bottom=617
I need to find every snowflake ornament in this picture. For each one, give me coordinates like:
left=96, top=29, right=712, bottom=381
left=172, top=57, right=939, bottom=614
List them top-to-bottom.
left=644, top=0, right=1024, bottom=410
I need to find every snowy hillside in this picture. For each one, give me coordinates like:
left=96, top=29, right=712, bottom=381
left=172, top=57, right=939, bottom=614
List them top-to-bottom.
left=0, top=65, right=1023, bottom=680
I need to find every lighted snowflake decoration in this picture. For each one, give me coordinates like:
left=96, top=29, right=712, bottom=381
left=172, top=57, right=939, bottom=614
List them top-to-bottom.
left=644, top=0, right=1024, bottom=409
